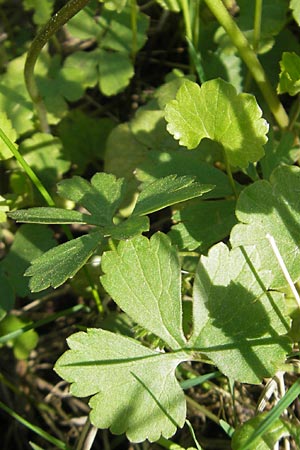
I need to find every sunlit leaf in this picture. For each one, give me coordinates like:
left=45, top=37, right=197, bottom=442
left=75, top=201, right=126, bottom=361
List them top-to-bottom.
left=165, top=79, right=268, bottom=168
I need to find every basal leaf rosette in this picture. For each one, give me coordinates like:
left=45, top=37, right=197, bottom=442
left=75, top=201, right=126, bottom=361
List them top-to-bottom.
left=165, top=78, right=269, bottom=168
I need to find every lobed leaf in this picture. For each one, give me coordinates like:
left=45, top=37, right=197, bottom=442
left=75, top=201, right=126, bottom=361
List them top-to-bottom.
left=165, top=79, right=268, bottom=168
left=231, top=165, right=300, bottom=289
left=57, top=173, right=127, bottom=227
left=133, top=175, right=214, bottom=216
left=101, top=233, right=186, bottom=349
left=190, top=243, right=291, bottom=383
left=55, top=328, right=187, bottom=442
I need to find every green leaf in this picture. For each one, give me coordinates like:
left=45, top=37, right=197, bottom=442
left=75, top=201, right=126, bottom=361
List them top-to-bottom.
left=22, top=0, right=54, bottom=24
left=237, top=0, right=288, bottom=37
left=290, top=0, right=300, bottom=26
left=99, top=6, right=149, bottom=53
left=98, top=51, right=134, bottom=96
left=277, top=52, right=300, bottom=96
left=165, top=79, right=268, bottom=168
left=130, top=109, right=181, bottom=151
left=57, top=111, right=115, bottom=173
left=0, top=112, right=17, bottom=160
left=104, top=123, right=148, bottom=179
left=19, top=133, right=70, bottom=189
left=135, top=150, right=236, bottom=199
left=231, top=165, right=300, bottom=289
left=57, top=173, right=127, bottom=227
left=133, top=175, right=214, bottom=216
left=169, top=199, right=237, bottom=251
left=8, top=207, right=93, bottom=225
left=106, top=216, right=149, bottom=240
left=1, top=225, right=56, bottom=297
left=25, top=231, right=103, bottom=292
left=101, top=233, right=186, bottom=349
left=190, top=243, right=291, bottom=383
left=54, top=328, right=186, bottom=442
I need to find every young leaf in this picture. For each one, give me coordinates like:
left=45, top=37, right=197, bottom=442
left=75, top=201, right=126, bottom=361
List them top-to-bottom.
left=278, top=52, right=300, bottom=96
left=165, top=79, right=269, bottom=168
left=231, top=165, right=300, bottom=289
left=57, top=173, right=127, bottom=227
left=132, top=175, right=214, bottom=216
left=25, top=231, right=103, bottom=292
left=101, top=233, right=186, bottom=349
left=189, top=243, right=291, bottom=383
left=55, top=329, right=187, bottom=443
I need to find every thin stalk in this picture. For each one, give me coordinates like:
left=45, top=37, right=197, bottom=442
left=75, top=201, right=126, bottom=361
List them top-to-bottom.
left=24, top=0, right=90, bottom=132
left=130, top=0, right=138, bottom=62
left=180, top=0, right=193, bottom=41
left=203, top=0, right=289, bottom=130
left=244, top=0, right=262, bottom=91
left=253, top=0, right=262, bottom=53
left=288, top=94, right=300, bottom=132
left=0, top=127, right=55, bottom=206
left=222, top=148, right=238, bottom=199
left=0, top=304, right=86, bottom=345
left=186, top=395, right=220, bottom=424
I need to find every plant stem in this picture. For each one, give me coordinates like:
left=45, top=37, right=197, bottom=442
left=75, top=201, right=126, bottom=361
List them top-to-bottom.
left=24, top=0, right=90, bottom=132
left=180, top=0, right=192, bottom=41
left=203, top=0, right=289, bottom=130
left=253, top=0, right=262, bottom=53
left=222, top=148, right=238, bottom=200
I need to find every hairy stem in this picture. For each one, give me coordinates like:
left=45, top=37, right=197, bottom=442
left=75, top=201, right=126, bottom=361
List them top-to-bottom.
left=24, top=0, right=90, bottom=132
left=203, top=0, right=289, bottom=129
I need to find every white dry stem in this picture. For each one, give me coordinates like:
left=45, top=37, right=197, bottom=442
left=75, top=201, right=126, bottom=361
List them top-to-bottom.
left=266, top=233, right=300, bottom=308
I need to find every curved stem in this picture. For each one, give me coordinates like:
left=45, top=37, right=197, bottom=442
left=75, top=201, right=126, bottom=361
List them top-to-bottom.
left=24, top=0, right=90, bottom=132
left=203, top=0, right=289, bottom=130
